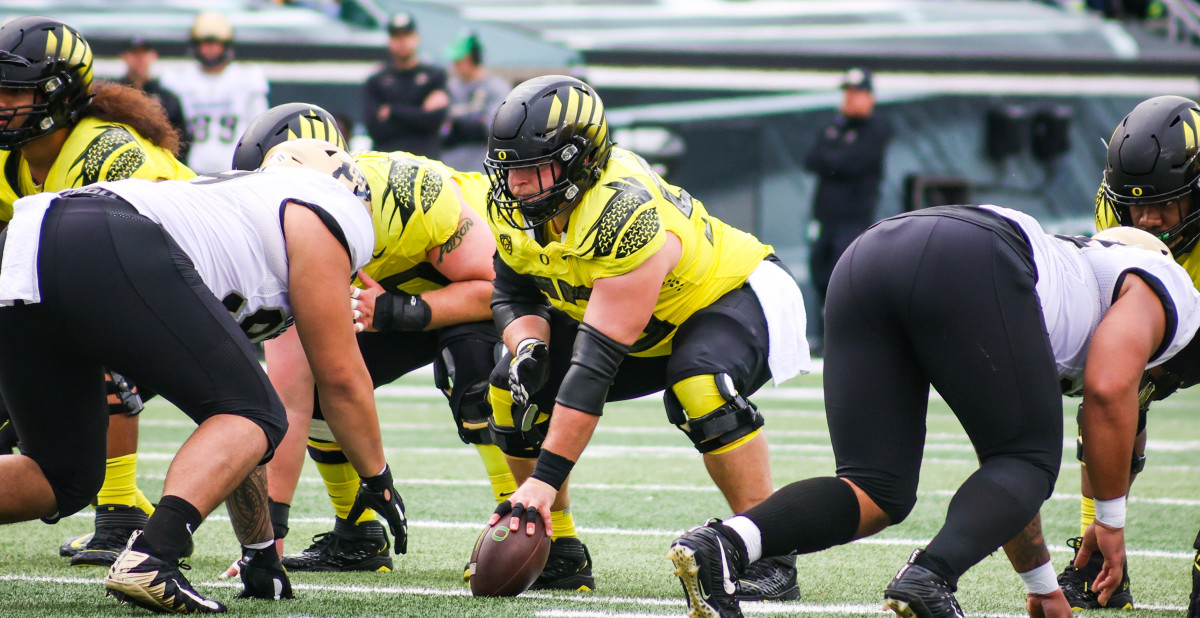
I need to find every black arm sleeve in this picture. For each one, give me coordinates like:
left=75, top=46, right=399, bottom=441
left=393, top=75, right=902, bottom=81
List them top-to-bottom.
left=491, top=252, right=550, bottom=333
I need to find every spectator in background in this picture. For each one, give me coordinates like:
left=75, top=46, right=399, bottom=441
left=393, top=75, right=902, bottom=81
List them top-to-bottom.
left=161, top=11, right=269, bottom=173
left=363, top=12, right=449, bottom=157
left=441, top=32, right=510, bottom=172
left=120, top=37, right=191, bottom=162
left=804, top=67, right=892, bottom=354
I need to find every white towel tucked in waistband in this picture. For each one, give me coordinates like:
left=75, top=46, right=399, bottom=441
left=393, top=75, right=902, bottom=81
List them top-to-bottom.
left=0, top=193, right=57, bottom=306
left=747, top=260, right=811, bottom=385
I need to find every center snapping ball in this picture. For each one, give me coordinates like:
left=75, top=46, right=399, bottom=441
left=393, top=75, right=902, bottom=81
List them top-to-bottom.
left=468, top=513, right=551, bottom=597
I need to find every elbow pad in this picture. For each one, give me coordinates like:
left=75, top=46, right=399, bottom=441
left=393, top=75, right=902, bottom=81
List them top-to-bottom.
left=555, top=323, right=629, bottom=416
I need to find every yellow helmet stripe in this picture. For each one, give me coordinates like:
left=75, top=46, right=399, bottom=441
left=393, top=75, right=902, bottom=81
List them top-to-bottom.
left=563, top=85, right=580, bottom=128
left=546, top=91, right=563, bottom=133
left=1187, top=108, right=1200, bottom=152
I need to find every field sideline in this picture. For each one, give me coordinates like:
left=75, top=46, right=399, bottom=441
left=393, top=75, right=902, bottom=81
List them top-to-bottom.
left=0, top=366, right=1195, bottom=617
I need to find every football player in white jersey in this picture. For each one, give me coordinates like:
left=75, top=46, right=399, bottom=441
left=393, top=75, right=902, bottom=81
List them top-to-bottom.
left=161, top=12, right=269, bottom=173
left=0, top=141, right=404, bottom=613
left=669, top=206, right=1200, bottom=618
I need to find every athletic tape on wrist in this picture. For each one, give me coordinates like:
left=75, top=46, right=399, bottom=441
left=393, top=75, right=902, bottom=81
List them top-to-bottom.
left=1095, top=496, right=1126, bottom=529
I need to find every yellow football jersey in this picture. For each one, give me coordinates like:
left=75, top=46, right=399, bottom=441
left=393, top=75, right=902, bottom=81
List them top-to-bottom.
left=0, top=116, right=194, bottom=221
left=487, top=147, right=772, bottom=357
left=353, top=150, right=468, bottom=295
left=1095, top=185, right=1200, bottom=286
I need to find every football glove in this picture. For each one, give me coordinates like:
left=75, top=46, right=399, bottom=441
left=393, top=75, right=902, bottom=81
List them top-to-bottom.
left=509, top=338, right=549, bottom=410
left=347, top=464, right=408, bottom=554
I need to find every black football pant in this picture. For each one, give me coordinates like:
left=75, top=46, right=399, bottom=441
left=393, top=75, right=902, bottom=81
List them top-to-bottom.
left=0, top=197, right=287, bottom=520
left=747, top=208, right=1062, bottom=588
left=310, top=321, right=501, bottom=445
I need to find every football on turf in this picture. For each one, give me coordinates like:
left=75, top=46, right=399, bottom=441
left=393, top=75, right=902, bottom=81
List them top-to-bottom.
left=468, top=514, right=551, bottom=597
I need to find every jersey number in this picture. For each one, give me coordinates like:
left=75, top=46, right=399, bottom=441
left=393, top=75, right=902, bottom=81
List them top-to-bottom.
left=191, top=114, right=239, bottom=144
left=222, top=291, right=288, bottom=342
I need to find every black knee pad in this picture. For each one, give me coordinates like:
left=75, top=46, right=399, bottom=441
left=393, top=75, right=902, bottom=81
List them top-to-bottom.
left=439, top=340, right=504, bottom=446
left=106, top=371, right=144, bottom=416
left=665, top=384, right=764, bottom=454
left=487, top=416, right=543, bottom=458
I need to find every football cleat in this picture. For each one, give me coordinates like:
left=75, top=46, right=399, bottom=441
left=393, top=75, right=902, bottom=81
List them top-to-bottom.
left=70, top=504, right=148, bottom=567
left=282, top=518, right=392, bottom=572
left=669, top=521, right=746, bottom=618
left=59, top=532, right=93, bottom=558
left=105, top=532, right=226, bottom=614
left=1058, top=536, right=1134, bottom=610
left=529, top=537, right=595, bottom=591
left=236, top=545, right=294, bottom=601
left=883, top=549, right=965, bottom=618
left=1188, top=550, right=1200, bottom=618
left=735, top=554, right=801, bottom=602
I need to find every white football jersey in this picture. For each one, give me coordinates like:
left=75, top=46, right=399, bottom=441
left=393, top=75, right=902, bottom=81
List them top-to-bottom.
left=161, top=62, right=269, bottom=174
left=0, top=168, right=373, bottom=342
left=982, top=205, right=1200, bottom=392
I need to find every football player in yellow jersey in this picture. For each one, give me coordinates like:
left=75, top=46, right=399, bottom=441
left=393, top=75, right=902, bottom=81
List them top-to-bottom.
left=0, top=17, right=194, bottom=569
left=482, top=76, right=810, bottom=598
left=1054, top=95, right=1200, bottom=614
left=230, top=103, right=520, bottom=576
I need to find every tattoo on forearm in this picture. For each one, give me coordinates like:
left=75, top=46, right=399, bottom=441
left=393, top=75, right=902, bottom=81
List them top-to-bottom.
left=437, top=218, right=474, bottom=265
left=225, top=465, right=274, bottom=545
left=1002, top=512, right=1052, bottom=572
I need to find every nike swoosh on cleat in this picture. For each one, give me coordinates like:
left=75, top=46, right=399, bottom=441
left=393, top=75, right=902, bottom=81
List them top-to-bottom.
left=718, top=538, right=736, bottom=596
left=179, top=584, right=221, bottom=610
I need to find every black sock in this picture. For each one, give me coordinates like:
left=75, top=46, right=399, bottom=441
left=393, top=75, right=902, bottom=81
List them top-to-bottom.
left=921, top=457, right=1050, bottom=589
left=742, top=476, right=860, bottom=558
left=136, top=495, right=202, bottom=561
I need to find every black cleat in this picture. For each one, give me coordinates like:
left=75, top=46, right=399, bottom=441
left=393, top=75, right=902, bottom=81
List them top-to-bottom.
left=70, top=504, right=148, bottom=567
left=282, top=517, right=392, bottom=572
left=668, top=521, right=746, bottom=618
left=59, top=532, right=93, bottom=558
left=105, top=532, right=226, bottom=614
left=1058, top=536, right=1134, bottom=610
left=529, top=537, right=595, bottom=591
left=236, top=545, right=294, bottom=601
left=883, top=549, right=965, bottom=618
left=1188, top=551, right=1200, bottom=618
left=735, top=554, right=800, bottom=602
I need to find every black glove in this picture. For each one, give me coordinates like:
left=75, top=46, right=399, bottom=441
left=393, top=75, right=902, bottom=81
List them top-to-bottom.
left=509, top=338, right=549, bottom=410
left=347, top=464, right=408, bottom=554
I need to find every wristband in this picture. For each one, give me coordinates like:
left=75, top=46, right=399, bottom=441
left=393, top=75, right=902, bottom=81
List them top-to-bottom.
left=530, top=449, right=575, bottom=491
left=1095, top=496, right=1126, bottom=529
left=1019, top=561, right=1059, bottom=595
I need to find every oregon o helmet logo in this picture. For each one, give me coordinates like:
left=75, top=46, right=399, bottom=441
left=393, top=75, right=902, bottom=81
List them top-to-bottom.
left=497, top=151, right=507, bottom=160
left=1132, top=187, right=1143, bottom=196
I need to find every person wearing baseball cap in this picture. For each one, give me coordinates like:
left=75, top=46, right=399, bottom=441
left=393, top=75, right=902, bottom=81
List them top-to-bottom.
left=363, top=11, right=450, bottom=156
left=442, top=32, right=510, bottom=172
left=120, top=37, right=191, bottom=161
left=804, top=67, right=892, bottom=355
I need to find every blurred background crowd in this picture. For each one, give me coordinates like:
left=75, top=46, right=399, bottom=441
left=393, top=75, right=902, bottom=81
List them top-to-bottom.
left=26, top=0, right=1200, bottom=349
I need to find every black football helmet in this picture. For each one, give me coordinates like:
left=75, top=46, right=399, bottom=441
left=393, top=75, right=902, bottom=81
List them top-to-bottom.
left=0, top=17, right=94, bottom=149
left=484, top=75, right=613, bottom=229
left=1101, top=95, right=1200, bottom=257
left=232, top=102, right=347, bottom=171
